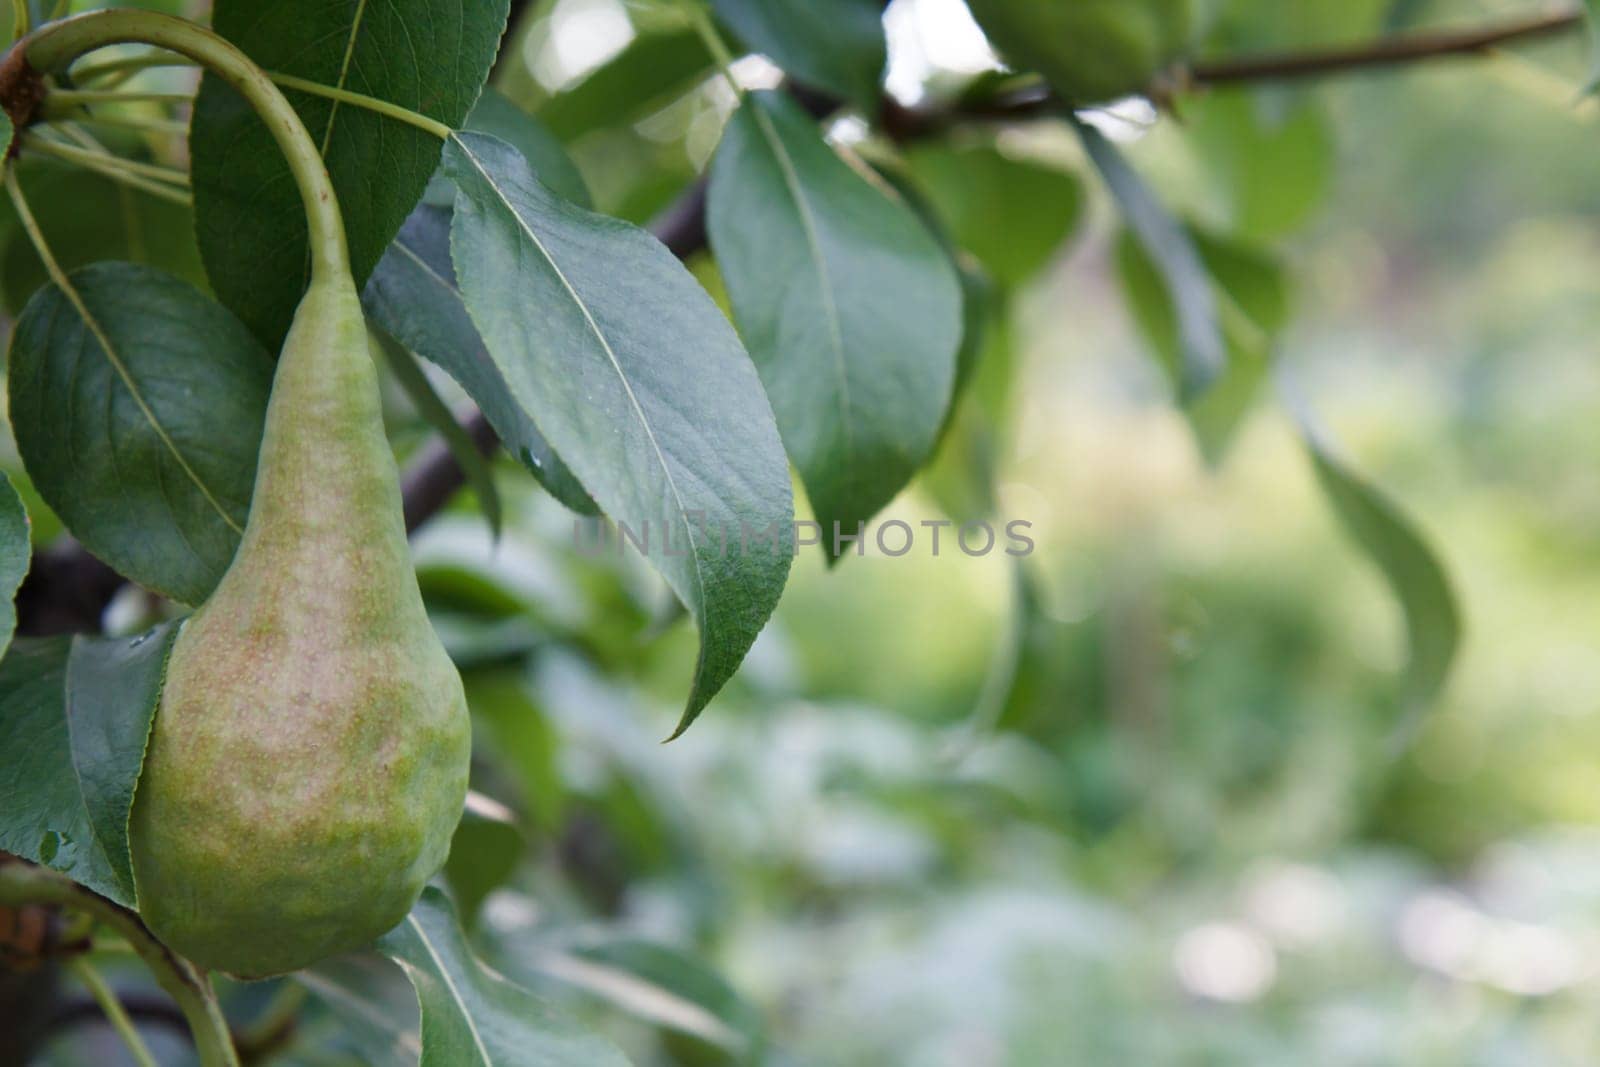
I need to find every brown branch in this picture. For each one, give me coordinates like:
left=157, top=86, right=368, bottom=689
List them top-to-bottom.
left=1189, top=9, right=1583, bottom=86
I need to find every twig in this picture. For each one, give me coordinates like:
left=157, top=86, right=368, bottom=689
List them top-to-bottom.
left=65, top=957, right=159, bottom=1067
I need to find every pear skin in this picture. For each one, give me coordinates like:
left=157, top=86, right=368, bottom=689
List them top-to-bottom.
left=128, top=274, right=470, bottom=979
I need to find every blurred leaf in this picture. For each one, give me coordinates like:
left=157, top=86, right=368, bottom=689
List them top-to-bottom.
left=192, top=0, right=510, bottom=345
left=710, top=0, right=887, bottom=110
left=1585, top=0, right=1600, bottom=94
left=538, top=28, right=714, bottom=140
left=427, top=88, right=592, bottom=210
left=708, top=90, right=961, bottom=556
left=1188, top=90, right=1334, bottom=240
left=1075, top=117, right=1224, bottom=398
left=443, top=131, right=794, bottom=735
left=905, top=142, right=1083, bottom=288
left=0, top=161, right=205, bottom=315
left=365, top=204, right=596, bottom=515
left=1116, top=225, right=1288, bottom=461
left=8, top=263, right=272, bottom=605
left=374, top=330, right=503, bottom=538
left=1304, top=429, right=1461, bottom=732
left=0, top=473, right=28, bottom=660
left=63, top=622, right=180, bottom=904
left=0, top=625, right=175, bottom=907
left=466, top=672, right=564, bottom=834
left=444, top=792, right=525, bottom=929
left=377, top=887, right=629, bottom=1067
left=538, top=938, right=763, bottom=1056
left=298, top=954, right=423, bottom=1067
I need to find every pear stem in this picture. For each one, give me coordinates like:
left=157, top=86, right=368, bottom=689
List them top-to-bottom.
left=21, top=9, right=350, bottom=285
left=0, top=863, right=241, bottom=1067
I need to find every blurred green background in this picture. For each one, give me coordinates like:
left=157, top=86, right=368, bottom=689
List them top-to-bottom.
left=12, top=0, right=1600, bottom=1063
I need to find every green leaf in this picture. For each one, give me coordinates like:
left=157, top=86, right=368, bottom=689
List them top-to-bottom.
left=191, top=0, right=510, bottom=346
left=710, top=0, right=887, bottom=110
left=1585, top=0, right=1600, bottom=95
left=537, top=28, right=714, bottom=140
left=426, top=88, right=591, bottom=210
left=708, top=90, right=962, bottom=555
left=1188, top=90, right=1334, bottom=240
left=0, top=112, right=12, bottom=162
left=1074, top=116, right=1224, bottom=398
left=442, top=131, right=794, bottom=735
left=904, top=142, right=1083, bottom=288
left=0, top=161, right=206, bottom=315
left=364, top=204, right=597, bottom=515
left=1115, top=225, right=1289, bottom=461
left=7, top=262, right=273, bottom=605
left=374, top=330, right=503, bottom=538
left=1304, top=429, right=1461, bottom=730
left=0, top=472, right=29, bottom=661
left=64, top=622, right=181, bottom=904
left=0, top=624, right=176, bottom=907
left=443, top=791, right=523, bottom=929
left=377, top=887, right=629, bottom=1067
left=538, top=938, right=763, bottom=1056
left=299, top=954, right=423, bottom=1066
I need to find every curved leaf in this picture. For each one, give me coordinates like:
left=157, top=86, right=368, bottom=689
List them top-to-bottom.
left=192, top=0, right=510, bottom=345
left=710, top=0, right=887, bottom=110
left=536, top=28, right=713, bottom=141
left=426, top=88, right=591, bottom=210
left=708, top=90, right=962, bottom=557
left=1074, top=116, right=1224, bottom=398
left=442, top=131, right=794, bottom=735
left=365, top=204, right=596, bottom=515
left=8, top=262, right=273, bottom=605
left=1303, top=428, right=1461, bottom=735
left=0, top=473, right=29, bottom=661
left=64, top=622, right=181, bottom=904
left=0, top=624, right=176, bottom=907
left=377, top=887, right=629, bottom=1067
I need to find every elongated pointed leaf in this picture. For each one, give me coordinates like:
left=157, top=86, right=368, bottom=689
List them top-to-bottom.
left=192, top=0, right=510, bottom=345
left=710, top=0, right=887, bottom=110
left=537, top=28, right=714, bottom=140
left=426, top=88, right=591, bottom=211
left=708, top=91, right=962, bottom=556
left=1074, top=117, right=1224, bottom=397
left=443, top=131, right=793, bottom=734
left=365, top=204, right=596, bottom=515
left=8, top=262, right=273, bottom=605
left=1304, top=430, right=1460, bottom=729
left=0, top=473, right=29, bottom=661
left=64, top=622, right=181, bottom=904
left=0, top=625, right=176, bottom=907
left=378, top=888, right=629, bottom=1067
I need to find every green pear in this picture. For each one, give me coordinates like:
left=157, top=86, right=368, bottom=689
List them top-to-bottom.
left=968, top=0, right=1195, bottom=105
left=128, top=272, right=471, bottom=979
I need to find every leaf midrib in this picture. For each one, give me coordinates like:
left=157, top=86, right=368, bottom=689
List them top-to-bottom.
left=317, top=0, right=372, bottom=156
left=450, top=135, right=708, bottom=619
left=406, top=914, right=493, bottom=1066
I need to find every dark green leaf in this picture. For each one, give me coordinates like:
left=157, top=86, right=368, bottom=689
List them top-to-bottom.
left=192, top=0, right=510, bottom=345
left=710, top=0, right=887, bottom=110
left=537, top=28, right=714, bottom=140
left=426, top=88, right=591, bottom=210
left=708, top=91, right=962, bottom=555
left=0, top=113, right=12, bottom=163
left=1074, top=116, right=1224, bottom=398
left=443, top=131, right=794, bottom=735
left=904, top=142, right=1083, bottom=287
left=0, top=161, right=205, bottom=315
left=364, top=204, right=597, bottom=515
left=8, top=262, right=273, bottom=605
left=374, top=330, right=503, bottom=538
left=1304, top=430, right=1461, bottom=730
left=0, top=472, right=28, bottom=660
left=64, top=622, right=181, bottom=903
left=0, top=625, right=174, bottom=907
left=443, top=791, right=523, bottom=929
left=377, top=887, right=629, bottom=1067
left=298, top=954, right=422, bottom=1067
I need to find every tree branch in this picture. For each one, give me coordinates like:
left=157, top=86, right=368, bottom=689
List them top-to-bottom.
left=1188, top=8, right=1583, bottom=86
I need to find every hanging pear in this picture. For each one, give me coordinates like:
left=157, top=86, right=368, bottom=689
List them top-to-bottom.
left=967, top=0, right=1195, bottom=106
left=127, top=271, right=471, bottom=979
